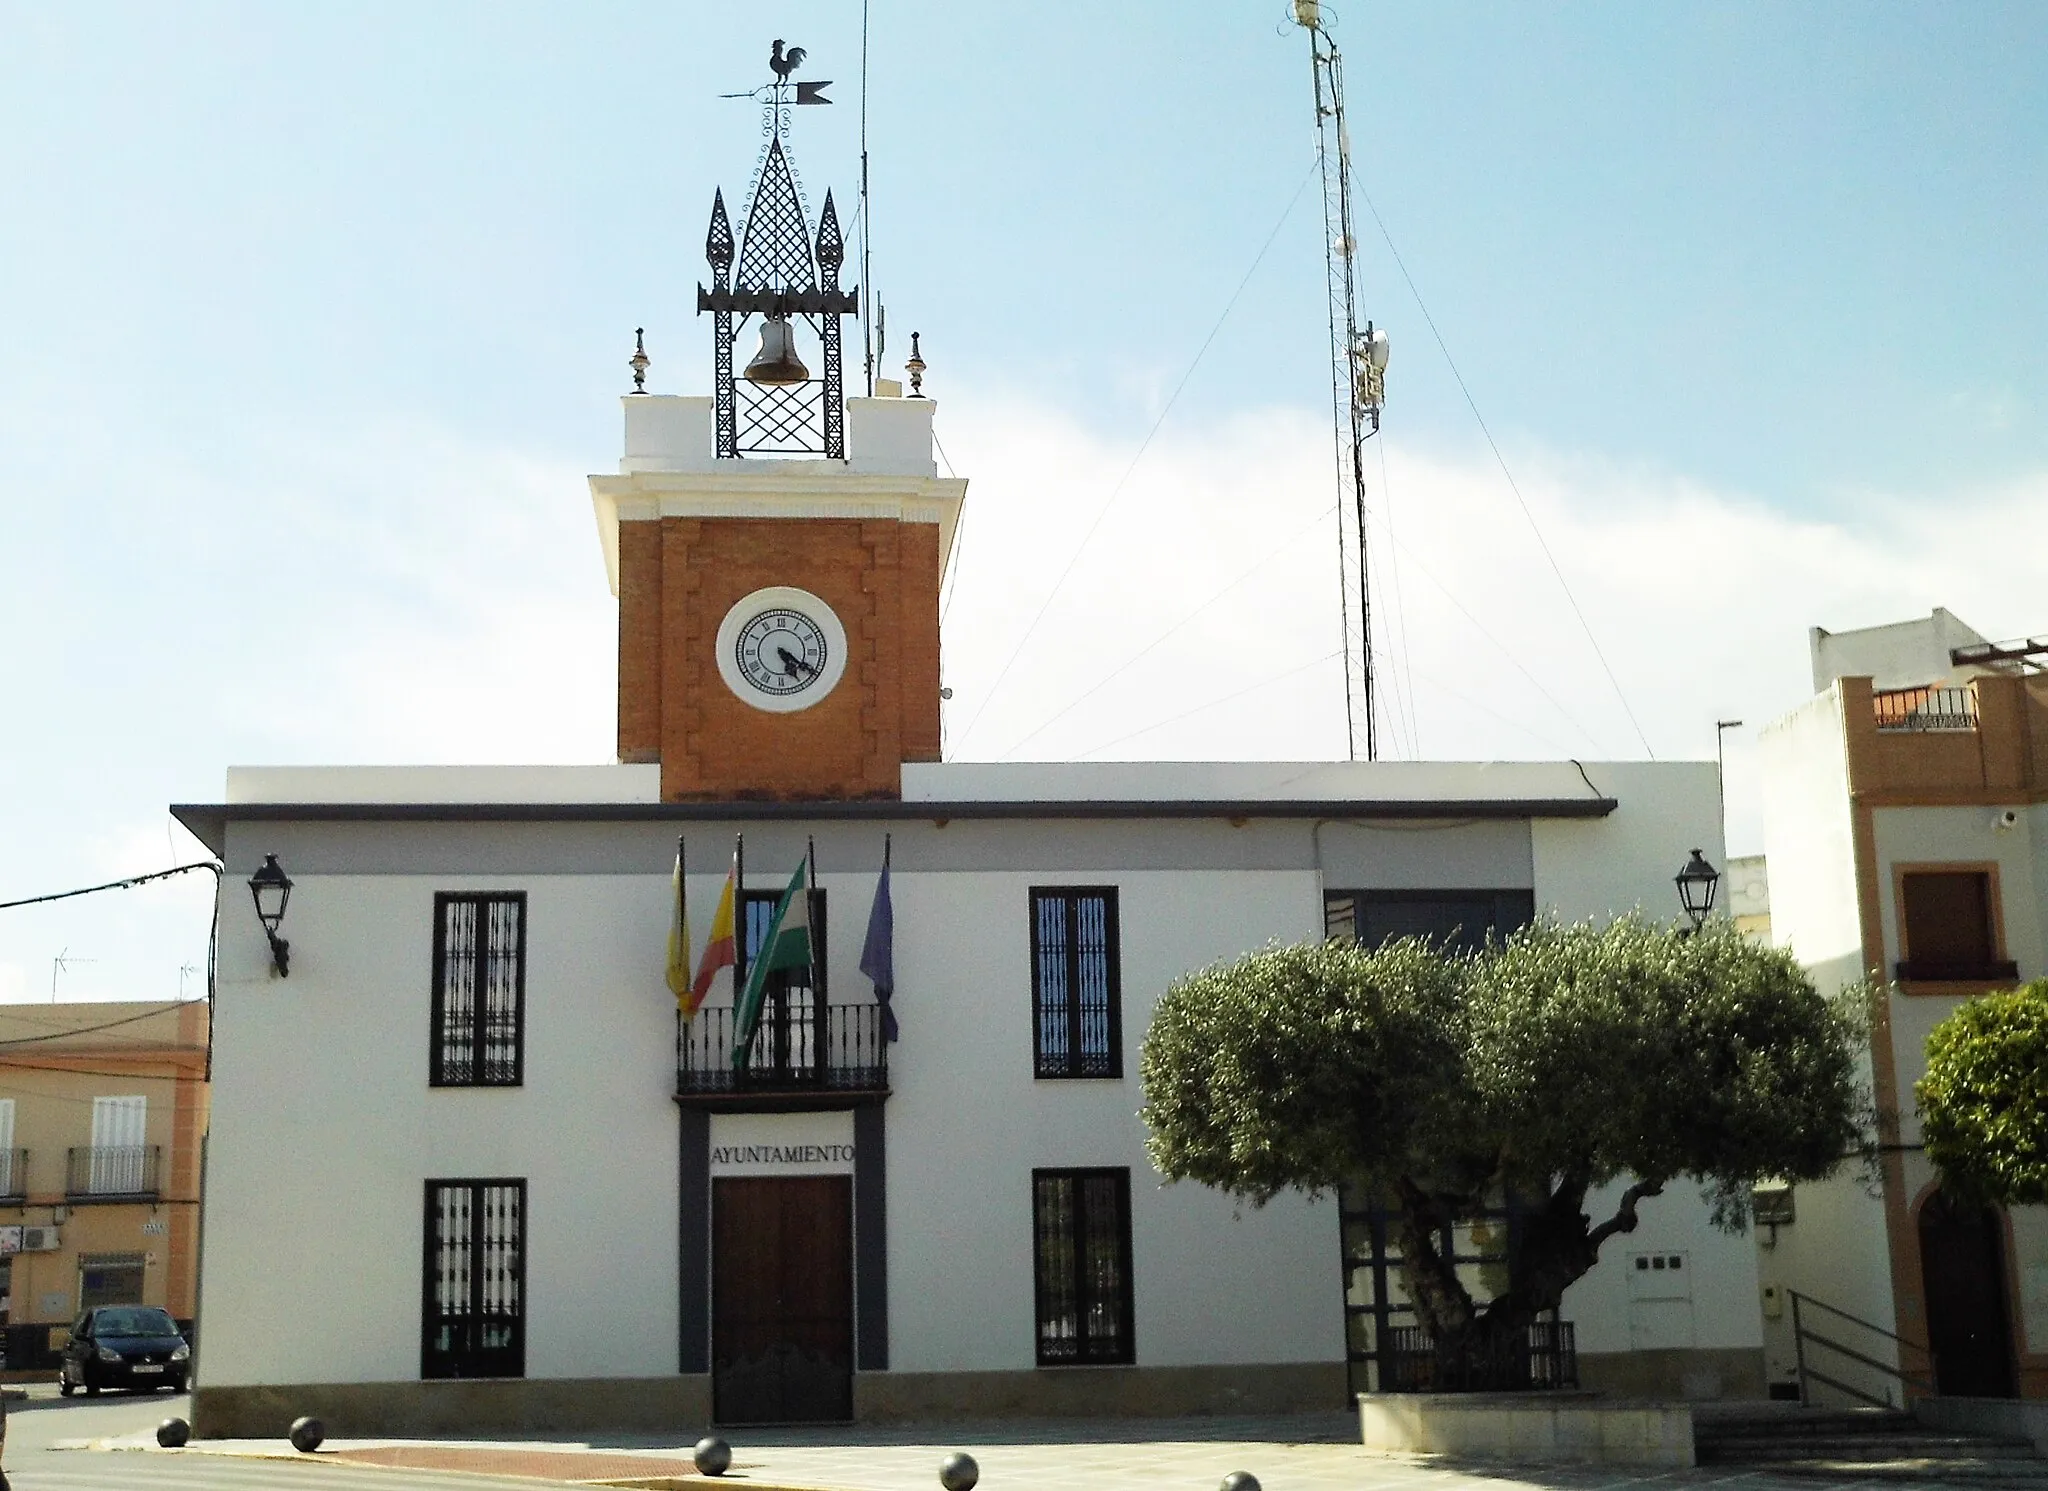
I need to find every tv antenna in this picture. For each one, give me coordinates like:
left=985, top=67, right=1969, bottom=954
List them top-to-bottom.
left=1293, top=1, right=1390, bottom=761
left=52, top=947, right=97, bottom=1000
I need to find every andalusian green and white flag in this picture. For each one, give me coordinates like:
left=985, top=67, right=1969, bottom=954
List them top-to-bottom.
left=731, top=854, right=811, bottom=1066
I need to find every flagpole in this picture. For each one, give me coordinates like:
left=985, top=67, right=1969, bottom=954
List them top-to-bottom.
left=688, top=827, right=696, bottom=1073
left=733, top=832, right=746, bottom=1075
left=880, top=832, right=892, bottom=1051
left=807, top=834, right=822, bottom=1084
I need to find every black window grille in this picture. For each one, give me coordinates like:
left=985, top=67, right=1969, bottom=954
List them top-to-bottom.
left=1031, top=888, right=1121, bottom=1078
left=431, top=893, right=526, bottom=1086
left=1032, top=1168, right=1134, bottom=1366
left=422, top=1178, right=525, bottom=1379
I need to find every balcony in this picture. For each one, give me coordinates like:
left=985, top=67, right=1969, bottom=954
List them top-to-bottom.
left=1843, top=675, right=2047, bottom=800
left=1873, top=685, right=1979, bottom=733
left=677, top=1003, right=889, bottom=1109
left=66, top=1145, right=161, bottom=1203
left=0, top=1149, right=25, bottom=1204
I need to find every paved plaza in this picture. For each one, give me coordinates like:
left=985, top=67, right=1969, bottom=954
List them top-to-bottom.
left=19, top=1400, right=2034, bottom=1491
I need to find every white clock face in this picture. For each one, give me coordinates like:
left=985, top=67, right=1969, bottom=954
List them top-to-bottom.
left=714, top=586, right=849, bottom=713
left=736, top=607, right=828, bottom=696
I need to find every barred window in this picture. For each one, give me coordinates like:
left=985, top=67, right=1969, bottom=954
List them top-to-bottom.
left=1030, top=888, right=1120, bottom=1078
left=431, top=893, right=526, bottom=1086
left=1032, top=1168, right=1133, bottom=1366
left=422, top=1178, right=525, bottom=1379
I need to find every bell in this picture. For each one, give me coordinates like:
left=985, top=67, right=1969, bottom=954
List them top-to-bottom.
left=743, top=315, right=809, bottom=385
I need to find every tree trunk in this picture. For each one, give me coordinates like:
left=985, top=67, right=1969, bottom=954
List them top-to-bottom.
left=1388, top=1172, right=1664, bottom=1391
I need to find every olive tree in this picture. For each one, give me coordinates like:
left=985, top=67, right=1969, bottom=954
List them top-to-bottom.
left=1140, top=918, right=1863, bottom=1368
left=1917, top=978, right=2048, bottom=1206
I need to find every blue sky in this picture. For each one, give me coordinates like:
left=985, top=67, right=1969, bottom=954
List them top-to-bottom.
left=2, top=2, right=2045, bottom=1000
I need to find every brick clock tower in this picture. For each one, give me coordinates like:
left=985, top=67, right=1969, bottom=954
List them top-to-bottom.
left=589, top=90, right=965, bottom=803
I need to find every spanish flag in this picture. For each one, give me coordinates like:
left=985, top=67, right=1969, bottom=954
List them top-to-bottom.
left=666, top=838, right=692, bottom=1012
left=687, top=847, right=739, bottom=1018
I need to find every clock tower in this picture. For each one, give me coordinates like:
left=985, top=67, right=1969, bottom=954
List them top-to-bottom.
left=589, top=70, right=965, bottom=802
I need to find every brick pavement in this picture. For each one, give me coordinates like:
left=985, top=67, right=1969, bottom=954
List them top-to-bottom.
left=80, top=1410, right=2016, bottom=1491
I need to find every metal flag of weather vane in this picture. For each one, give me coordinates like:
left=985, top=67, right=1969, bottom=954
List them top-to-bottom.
left=699, top=39, right=857, bottom=459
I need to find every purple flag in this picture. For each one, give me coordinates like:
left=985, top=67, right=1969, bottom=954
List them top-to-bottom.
left=860, top=836, right=897, bottom=1042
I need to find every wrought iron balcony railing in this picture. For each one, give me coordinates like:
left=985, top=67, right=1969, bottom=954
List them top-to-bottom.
left=1873, top=685, right=1978, bottom=732
left=677, top=1003, right=888, bottom=1102
left=66, top=1145, right=161, bottom=1202
left=0, top=1149, right=25, bottom=1203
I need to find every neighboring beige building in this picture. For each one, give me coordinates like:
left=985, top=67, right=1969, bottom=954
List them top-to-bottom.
left=1758, top=611, right=2047, bottom=1405
left=1725, top=854, right=1771, bottom=943
left=0, top=1000, right=209, bottom=1369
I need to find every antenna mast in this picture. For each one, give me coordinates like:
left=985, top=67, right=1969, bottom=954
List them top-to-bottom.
left=1294, top=1, right=1389, bottom=761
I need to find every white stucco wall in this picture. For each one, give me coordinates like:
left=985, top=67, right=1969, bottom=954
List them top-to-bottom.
left=1752, top=685, right=1900, bottom=1399
left=1529, top=761, right=1722, bottom=927
left=198, top=768, right=1753, bottom=1390
left=881, top=867, right=1333, bottom=1373
left=201, top=871, right=683, bottom=1386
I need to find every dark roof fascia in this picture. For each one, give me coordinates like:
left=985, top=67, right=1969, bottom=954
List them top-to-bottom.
left=171, top=795, right=1617, bottom=855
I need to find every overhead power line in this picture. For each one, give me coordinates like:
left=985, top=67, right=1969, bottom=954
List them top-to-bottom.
left=0, top=860, right=221, bottom=913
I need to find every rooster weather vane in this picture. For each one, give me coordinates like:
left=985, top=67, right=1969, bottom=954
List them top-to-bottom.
left=700, top=40, right=852, bottom=458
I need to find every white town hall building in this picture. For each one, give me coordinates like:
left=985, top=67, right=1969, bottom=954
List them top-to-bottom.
left=172, top=77, right=1755, bottom=1436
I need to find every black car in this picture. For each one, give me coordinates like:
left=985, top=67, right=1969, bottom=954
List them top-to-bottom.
left=57, top=1306, right=189, bottom=1395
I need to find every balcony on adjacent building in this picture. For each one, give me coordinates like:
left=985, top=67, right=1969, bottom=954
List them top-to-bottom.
left=1845, top=674, right=2048, bottom=800
left=1872, top=685, right=1980, bottom=733
left=676, top=1002, right=889, bottom=1109
left=66, top=1145, right=161, bottom=1203
left=0, top=1149, right=25, bottom=1204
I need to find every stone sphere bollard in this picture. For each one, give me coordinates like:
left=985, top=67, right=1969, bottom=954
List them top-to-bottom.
left=289, top=1415, right=325, bottom=1453
left=156, top=1417, right=191, bottom=1448
left=694, top=1435, right=733, bottom=1476
left=939, top=1450, right=980, bottom=1491
left=1220, top=1475, right=1261, bottom=1491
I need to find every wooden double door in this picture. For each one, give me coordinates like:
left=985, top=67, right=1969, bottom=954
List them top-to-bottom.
left=712, top=1175, right=853, bottom=1424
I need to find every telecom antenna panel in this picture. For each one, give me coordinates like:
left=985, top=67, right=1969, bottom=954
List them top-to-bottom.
left=1294, top=1, right=1389, bottom=761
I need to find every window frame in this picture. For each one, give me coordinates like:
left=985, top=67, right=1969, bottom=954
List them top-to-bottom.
left=1892, top=861, right=2017, bottom=990
left=1029, top=886, right=1123, bottom=1080
left=1325, top=888, right=1536, bottom=953
left=430, top=891, right=528, bottom=1087
left=1031, top=1166, right=1135, bottom=1367
left=420, top=1177, right=527, bottom=1380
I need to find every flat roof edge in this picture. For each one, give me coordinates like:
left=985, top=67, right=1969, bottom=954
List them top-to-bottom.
left=173, top=797, right=1616, bottom=837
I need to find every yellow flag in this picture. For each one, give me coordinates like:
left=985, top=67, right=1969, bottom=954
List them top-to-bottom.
left=666, top=840, right=691, bottom=1007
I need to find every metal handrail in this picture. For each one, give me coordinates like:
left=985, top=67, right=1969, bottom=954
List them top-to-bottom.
left=1872, top=685, right=1978, bottom=733
left=676, top=1002, right=888, bottom=1097
left=1789, top=1289, right=1935, bottom=1408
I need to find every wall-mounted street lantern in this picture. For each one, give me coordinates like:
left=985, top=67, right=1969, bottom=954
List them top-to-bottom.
left=1675, top=848, right=1720, bottom=932
left=248, top=854, right=293, bottom=978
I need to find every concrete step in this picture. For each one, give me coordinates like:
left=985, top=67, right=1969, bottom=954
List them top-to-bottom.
left=1695, top=1406, right=1919, bottom=1434
left=1699, top=1434, right=2040, bottom=1465
left=1737, top=1457, right=2048, bottom=1485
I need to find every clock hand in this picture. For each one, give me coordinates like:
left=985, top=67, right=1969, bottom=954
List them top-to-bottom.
left=776, top=645, right=817, bottom=678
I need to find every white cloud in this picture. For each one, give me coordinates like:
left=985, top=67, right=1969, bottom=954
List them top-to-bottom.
left=929, top=387, right=2048, bottom=854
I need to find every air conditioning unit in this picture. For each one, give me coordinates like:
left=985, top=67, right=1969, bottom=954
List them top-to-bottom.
left=21, top=1226, right=60, bottom=1252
